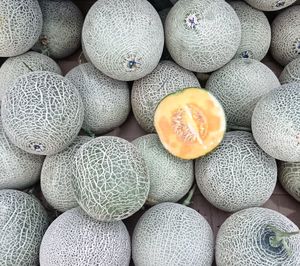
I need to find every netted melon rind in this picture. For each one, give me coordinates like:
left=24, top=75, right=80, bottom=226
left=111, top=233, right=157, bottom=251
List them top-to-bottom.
left=244, top=0, right=296, bottom=11
left=279, top=57, right=300, bottom=84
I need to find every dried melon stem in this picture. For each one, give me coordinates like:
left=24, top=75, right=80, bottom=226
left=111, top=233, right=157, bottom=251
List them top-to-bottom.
left=39, top=36, right=50, bottom=56
left=182, top=184, right=196, bottom=206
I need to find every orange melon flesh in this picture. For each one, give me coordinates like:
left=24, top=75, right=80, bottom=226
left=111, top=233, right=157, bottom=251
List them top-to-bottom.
left=154, top=87, right=226, bottom=160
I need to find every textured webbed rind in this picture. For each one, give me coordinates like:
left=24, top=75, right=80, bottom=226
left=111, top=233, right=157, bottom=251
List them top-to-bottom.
left=0, top=0, right=43, bottom=57
left=82, top=0, right=164, bottom=81
left=165, top=0, right=241, bottom=73
left=244, top=0, right=296, bottom=11
left=279, top=57, right=300, bottom=84
left=206, top=58, right=280, bottom=130
left=131, top=60, right=200, bottom=132
left=66, top=63, right=130, bottom=135
left=1, top=71, right=84, bottom=156
left=252, top=82, right=300, bottom=162
left=195, top=131, right=277, bottom=212
left=132, top=134, right=194, bottom=205
left=73, top=136, right=150, bottom=221
left=0, top=189, right=49, bottom=266
left=132, top=202, right=214, bottom=266
left=39, top=207, right=130, bottom=266
left=216, top=207, right=300, bottom=266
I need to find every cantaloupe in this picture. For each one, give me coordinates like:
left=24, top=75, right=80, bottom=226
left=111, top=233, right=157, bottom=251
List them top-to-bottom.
left=0, top=0, right=42, bottom=57
left=32, top=0, right=83, bottom=59
left=82, top=0, right=164, bottom=81
left=165, top=0, right=241, bottom=73
left=244, top=0, right=297, bottom=11
left=279, top=57, right=300, bottom=84
left=206, top=58, right=280, bottom=130
left=132, top=60, right=200, bottom=133
left=66, top=63, right=130, bottom=135
left=1, top=71, right=84, bottom=156
left=252, top=82, right=300, bottom=162
left=195, top=131, right=277, bottom=212
left=73, top=136, right=149, bottom=221
left=0, top=189, right=48, bottom=266
left=132, top=202, right=214, bottom=266
left=39, top=207, right=130, bottom=266
left=216, top=207, right=300, bottom=265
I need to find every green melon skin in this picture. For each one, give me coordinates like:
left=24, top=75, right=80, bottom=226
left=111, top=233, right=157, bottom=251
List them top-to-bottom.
left=0, top=0, right=43, bottom=57
left=32, top=0, right=83, bottom=59
left=82, top=0, right=164, bottom=81
left=244, top=0, right=296, bottom=11
left=279, top=57, right=300, bottom=84
left=206, top=58, right=280, bottom=130
left=131, top=60, right=200, bottom=132
left=66, top=63, right=130, bottom=135
left=1, top=71, right=84, bottom=156
left=252, top=82, right=300, bottom=162
left=195, top=131, right=277, bottom=212
left=132, top=134, right=194, bottom=205
left=41, top=136, right=92, bottom=213
left=73, top=136, right=150, bottom=222
left=0, top=189, right=49, bottom=266
left=132, top=202, right=214, bottom=266
left=39, top=207, right=130, bottom=266
left=216, top=207, right=300, bottom=266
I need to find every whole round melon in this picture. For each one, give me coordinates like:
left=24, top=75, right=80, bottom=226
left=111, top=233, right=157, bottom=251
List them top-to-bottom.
left=0, top=0, right=42, bottom=57
left=32, top=0, right=83, bottom=59
left=82, top=0, right=164, bottom=81
left=165, top=0, right=241, bottom=73
left=244, top=0, right=297, bottom=11
left=229, top=1, right=271, bottom=61
left=270, top=6, right=300, bottom=66
left=0, top=51, right=61, bottom=103
left=279, top=57, right=300, bottom=84
left=206, top=58, right=280, bottom=130
left=131, top=60, right=200, bottom=132
left=66, top=63, right=130, bottom=135
left=1, top=71, right=84, bottom=156
left=252, top=82, right=300, bottom=162
left=195, top=131, right=277, bottom=212
left=132, top=134, right=194, bottom=205
left=41, top=136, right=91, bottom=213
left=73, top=136, right=150, bottom=221
left=0, top=189, right=49, bottom=266
left=132, top=202, right=214, bottom=266
left=39, top=207, right=130, bottom=266
left=216, top=207, right=300, bottom=265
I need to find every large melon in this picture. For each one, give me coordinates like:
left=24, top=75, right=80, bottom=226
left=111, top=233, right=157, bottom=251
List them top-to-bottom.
left=0, top=0, right=42, bottom=57
left=82, top=0, right=164, bottom=81
left=244, top=0, right=297, bottom=11
left=279, top=57, right=300, bottom=84
left=206, top=58, right=280, bottom=130
left=1, top=71, right=84, bottom=156
left=0, top=189, right=49, bottom=266
left=132, top=202, right=214, bottom=266
left=39, top=207, right=130, bottom=266
left=216, top=207, right=300, bottom=265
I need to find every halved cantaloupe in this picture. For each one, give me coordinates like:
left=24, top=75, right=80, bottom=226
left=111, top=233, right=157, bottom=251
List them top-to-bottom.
left=154, top=87, right=226, bottom=160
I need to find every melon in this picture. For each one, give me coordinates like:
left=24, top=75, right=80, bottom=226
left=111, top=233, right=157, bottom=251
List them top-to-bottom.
left=0, top=0, right=42, bottom=57
left=32, top=0, right=83, bottom=59
left=82, top=0, right=164, bottom=81
left=165, top=0, right=241, bottom=73
left=244, top=0, right=297, bottom=11
left=270, top=6, right=300, bottom=66
left=279, top=57, right=300, bottom=84
left=206, top=58, right=280, bottom=130
left=132, top=60, right=200, bottom=132
left=66, top=63, right=130, bottom=135
left=1, top=71, right=84, bottom=156
left=252, top=82, right=300, bottom=162
left=195, top=131, right=277, bottom=212
left=0, top=189, right=48, bottom=266
left=132, top=202, right=214, bottom=266
left=39, top=207, right=130, bottom=266
left=216, top=207, right=300, bottom=265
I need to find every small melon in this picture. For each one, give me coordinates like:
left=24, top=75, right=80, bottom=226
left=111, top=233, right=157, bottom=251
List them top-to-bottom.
left=0, top=0, right=43, bottom=57
left=82, top=0, right=164, bottom=81
left=244, top=0, right=297, bottom=11
left=279, top=57, right=300, bottom=84
left=131, top=60, right=200, bottom=133
left=66, top=63, right=130, bottom=135
left=1, top=71, right=84, bottom=156
left=252, top=82, right=300, bottom=162
left=132, top=202, right=214, bottom=266
left=39, top=207, right=130, bottom=266
left=216, top=207, right=300, bottom=265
